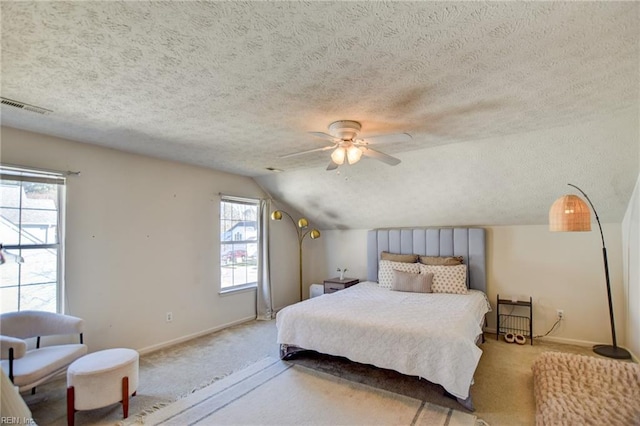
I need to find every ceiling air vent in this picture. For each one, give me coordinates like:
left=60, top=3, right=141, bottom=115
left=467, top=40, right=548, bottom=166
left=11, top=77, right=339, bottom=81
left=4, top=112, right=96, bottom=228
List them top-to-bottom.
left=1, top=97, right=52, bottom=115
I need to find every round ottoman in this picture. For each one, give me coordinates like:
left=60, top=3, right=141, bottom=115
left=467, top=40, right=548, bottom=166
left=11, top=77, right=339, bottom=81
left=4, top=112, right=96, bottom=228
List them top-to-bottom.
left=66, top=348, right=139, bottom=426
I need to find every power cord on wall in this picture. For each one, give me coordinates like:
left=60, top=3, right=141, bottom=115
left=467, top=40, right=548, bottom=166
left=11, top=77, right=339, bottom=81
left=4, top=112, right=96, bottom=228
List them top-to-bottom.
left=533, top=318, right=561, bottom=339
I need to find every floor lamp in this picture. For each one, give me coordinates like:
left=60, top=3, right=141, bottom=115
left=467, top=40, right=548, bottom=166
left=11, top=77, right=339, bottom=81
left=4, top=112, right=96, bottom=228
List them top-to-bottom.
left=549, top=183, right=631, bottom=359
left=270, top=210, right=321, bottom=301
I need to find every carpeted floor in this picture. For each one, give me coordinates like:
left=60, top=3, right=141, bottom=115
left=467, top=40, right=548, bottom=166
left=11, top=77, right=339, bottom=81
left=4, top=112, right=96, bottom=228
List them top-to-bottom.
left=26, top=319, right=597, bottom=426
left=133, top=357, right=480, bottom=426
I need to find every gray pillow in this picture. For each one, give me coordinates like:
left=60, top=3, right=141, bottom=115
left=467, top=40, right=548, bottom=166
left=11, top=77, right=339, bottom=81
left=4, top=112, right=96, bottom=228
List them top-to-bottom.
left=391, top=269, right=433, bottom=293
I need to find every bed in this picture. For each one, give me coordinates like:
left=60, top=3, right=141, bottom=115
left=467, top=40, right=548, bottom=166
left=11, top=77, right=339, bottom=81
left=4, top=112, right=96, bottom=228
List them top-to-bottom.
left=276, top=227, right=490, bottom=410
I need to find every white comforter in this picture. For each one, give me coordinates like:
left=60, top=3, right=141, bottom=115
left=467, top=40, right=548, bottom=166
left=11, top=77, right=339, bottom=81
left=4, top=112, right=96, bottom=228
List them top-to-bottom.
left=276, top=281, right=491, bottom=399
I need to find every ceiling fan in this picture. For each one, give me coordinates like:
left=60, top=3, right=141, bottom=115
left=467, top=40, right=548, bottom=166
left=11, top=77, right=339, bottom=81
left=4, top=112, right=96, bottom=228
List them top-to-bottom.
left=281, top=120, right=412, bottom=170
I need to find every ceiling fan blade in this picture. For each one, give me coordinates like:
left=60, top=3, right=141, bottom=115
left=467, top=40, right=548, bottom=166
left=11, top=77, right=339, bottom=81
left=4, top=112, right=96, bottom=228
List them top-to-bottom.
left=309, top=132, right=338, bottom=142
left=361, top=133, right=412, bottom=145
left=280, top=144, right=335, bottom=159
left=361, top=147, right=401, bottom=166
left=326, top=160, right=339, bottom=171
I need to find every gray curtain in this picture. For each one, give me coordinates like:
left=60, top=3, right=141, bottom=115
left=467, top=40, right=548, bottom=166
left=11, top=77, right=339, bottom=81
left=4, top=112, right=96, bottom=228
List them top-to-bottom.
left=256, top=199, right=273, bottom=320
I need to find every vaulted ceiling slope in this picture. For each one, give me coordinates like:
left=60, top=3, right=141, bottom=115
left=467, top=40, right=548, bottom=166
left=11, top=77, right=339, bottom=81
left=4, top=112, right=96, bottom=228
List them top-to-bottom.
left=1, top=2, right=638, bottom=229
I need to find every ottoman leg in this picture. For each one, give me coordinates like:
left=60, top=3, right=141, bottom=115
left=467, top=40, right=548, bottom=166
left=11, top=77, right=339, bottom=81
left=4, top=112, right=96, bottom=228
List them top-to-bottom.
left=122, top=376, right=129, bottom=419
left=67, top=386, right=75, bottom=426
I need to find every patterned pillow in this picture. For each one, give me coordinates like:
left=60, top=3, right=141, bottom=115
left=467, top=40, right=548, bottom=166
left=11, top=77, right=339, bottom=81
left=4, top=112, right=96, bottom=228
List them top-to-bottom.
left=378, top=260, right=421, bottom=289
left=419, top=264, right=468, bottom=294
left=391, top=270, right=433, bottom=293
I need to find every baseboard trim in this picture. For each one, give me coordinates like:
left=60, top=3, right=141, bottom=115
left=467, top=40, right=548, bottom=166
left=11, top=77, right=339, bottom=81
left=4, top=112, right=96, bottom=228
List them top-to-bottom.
left=137, top=315, right=257, bottom=356
left=485, top=327, right=639, bottom=362
left=485, top=327, right=600, bottom=347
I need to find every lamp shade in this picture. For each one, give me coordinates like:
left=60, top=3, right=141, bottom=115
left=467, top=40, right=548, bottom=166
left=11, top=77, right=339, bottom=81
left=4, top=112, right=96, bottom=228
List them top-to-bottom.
left=346, top=145, right=363, bottom=164
left=331, top=147, right=346, bottom=165
left=549, top=194, right=591, bottom=232
left=270, top=210, right=283, bottom=220
left=297, top=218, right=308, bottom=228
left=310, top=229, right=321, bottom=239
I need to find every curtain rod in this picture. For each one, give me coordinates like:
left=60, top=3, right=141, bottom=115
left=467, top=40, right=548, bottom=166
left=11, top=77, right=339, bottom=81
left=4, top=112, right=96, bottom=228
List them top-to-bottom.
left=0, top=162, right=80, bottom=177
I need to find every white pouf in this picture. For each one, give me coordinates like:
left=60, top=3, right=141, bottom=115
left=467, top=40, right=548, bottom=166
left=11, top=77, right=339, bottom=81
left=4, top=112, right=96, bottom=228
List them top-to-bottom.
left=67, top=348, right=139, bottom=425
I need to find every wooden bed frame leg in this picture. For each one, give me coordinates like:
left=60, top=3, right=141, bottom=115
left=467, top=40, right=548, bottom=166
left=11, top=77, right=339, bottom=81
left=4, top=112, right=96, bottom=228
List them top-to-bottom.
left=122, top=376, right=129, bottom=419
left=67, top=386, right=75, bottom=426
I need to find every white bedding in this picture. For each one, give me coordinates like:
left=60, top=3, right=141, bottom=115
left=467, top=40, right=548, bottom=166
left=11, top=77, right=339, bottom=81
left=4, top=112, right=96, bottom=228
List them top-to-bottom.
left=276, top=281, right=491, bottom=399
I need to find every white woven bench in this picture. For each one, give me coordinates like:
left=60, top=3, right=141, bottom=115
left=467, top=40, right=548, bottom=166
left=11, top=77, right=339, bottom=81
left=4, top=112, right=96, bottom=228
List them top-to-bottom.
left=532, top=351, right=640, bottom=426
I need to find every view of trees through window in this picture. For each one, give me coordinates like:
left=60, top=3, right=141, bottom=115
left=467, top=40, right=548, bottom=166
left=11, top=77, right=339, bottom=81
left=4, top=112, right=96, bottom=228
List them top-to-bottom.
left=0, top=178, right=62, bottom=313
left=220, top=199, right=259, bottom=289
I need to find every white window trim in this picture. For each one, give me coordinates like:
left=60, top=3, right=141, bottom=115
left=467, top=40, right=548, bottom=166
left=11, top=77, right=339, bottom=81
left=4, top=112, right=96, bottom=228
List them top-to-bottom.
left=1, top=163, right=67, bottom=313
left=219, top=195, right=260, bottom=293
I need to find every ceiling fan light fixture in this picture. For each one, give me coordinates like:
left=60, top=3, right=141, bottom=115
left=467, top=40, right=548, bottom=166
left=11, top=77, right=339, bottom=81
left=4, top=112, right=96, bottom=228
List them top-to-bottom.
left=346, top=144, right=363, bottom=165
left=331, top=147, right=346, bottom=165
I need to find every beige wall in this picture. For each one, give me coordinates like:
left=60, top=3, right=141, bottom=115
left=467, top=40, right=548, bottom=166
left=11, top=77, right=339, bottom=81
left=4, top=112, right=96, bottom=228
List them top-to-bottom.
left=3, top=126, right=636, bottom=356
left=0, top=127, right=285, bottom=353
left=622, top=173, right=640, bottom=359
left=312, top=224, right=627, bottom=347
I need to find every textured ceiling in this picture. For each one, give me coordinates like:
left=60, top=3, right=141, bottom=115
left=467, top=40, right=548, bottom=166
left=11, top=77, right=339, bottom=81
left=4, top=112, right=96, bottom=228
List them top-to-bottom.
left=1, top=2, right=639, bottom=229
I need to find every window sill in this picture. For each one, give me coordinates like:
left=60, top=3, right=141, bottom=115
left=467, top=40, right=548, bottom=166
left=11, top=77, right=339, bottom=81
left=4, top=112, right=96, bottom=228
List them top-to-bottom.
left=219, top=284, right=257, bottom=296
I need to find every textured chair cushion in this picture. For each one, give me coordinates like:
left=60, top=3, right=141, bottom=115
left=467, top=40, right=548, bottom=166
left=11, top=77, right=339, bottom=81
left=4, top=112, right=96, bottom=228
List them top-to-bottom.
left=1, top=344, right=87, bottom=388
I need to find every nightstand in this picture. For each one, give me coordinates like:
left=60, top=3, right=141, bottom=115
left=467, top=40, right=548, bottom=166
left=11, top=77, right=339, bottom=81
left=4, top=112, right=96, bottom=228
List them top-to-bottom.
left=323, top=277, right=359, bottom=294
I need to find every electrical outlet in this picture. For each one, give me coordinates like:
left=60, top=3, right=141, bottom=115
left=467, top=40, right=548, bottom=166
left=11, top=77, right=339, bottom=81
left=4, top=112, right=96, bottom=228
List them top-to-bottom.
left=556, top=309, right=564, bottom=320
left=166, top=312, right=173, bottom=322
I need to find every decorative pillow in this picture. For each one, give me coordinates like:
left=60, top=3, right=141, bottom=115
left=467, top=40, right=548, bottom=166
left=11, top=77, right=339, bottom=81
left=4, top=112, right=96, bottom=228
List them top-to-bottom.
left=380, top=251, right=419, bottom=263
left=419, top=256, right=464, bottom=265
left=378, top=260, right=421, bottom=289
left=419, top=264, right=468, bottom=294
left=391, top=270, right=433, bottom=293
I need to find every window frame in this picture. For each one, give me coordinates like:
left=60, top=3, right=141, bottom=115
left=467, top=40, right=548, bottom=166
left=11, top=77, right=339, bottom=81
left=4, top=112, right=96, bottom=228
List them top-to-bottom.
left=0, top=164, right=66, bottom=313
left=219, top=196, right=260, bottom=294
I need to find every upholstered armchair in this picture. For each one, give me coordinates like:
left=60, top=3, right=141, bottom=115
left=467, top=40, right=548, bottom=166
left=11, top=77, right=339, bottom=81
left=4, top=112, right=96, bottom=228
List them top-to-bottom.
left=0, top=310, right=87, bottom=393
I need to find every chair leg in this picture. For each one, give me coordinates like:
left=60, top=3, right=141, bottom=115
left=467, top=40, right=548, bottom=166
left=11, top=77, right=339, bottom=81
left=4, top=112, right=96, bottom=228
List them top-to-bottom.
left=122, top=376, right=129, bottom=419
left=67, top=386, right=75, bottom=426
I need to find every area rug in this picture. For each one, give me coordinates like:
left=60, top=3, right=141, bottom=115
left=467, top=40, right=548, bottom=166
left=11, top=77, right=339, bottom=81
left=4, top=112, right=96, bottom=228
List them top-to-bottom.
left=532, top=351, right=640, bottom=426
left=127, top=357, right=483, bottom=425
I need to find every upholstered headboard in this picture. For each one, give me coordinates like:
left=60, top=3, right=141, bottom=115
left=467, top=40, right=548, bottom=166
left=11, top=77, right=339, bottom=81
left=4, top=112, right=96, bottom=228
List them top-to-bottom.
left=367, top=228, right=487, bottom=293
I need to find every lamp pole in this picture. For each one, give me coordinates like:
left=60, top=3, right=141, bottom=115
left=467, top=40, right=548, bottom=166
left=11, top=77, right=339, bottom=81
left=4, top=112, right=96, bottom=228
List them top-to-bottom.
left=566, top=184, right=630, bottom=359
left=271, top=210, right=320, bottom=301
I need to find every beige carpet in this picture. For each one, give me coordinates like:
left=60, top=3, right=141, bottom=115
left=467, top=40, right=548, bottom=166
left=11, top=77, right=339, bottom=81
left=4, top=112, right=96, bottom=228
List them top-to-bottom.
left=26, top=320, right=600, bottom=426
left=129, top=357, right=481, bottom=426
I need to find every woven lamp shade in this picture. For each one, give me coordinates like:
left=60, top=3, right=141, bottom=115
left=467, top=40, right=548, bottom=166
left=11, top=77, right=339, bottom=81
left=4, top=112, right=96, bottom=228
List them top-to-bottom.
left=549, top=194, right=591, bottom=232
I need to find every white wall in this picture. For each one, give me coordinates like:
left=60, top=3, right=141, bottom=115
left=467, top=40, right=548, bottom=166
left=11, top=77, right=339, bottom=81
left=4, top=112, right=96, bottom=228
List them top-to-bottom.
left=0, top=127, right=283, bottom=353
left=622, top=173, right=640, bottom=359
left=311, top=224, right=627, bottom=347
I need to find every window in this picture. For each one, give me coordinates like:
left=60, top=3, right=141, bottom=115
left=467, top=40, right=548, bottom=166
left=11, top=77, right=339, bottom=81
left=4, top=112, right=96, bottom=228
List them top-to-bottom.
left=0, top=165, right=66, bottom=313
left=220, top=197, right=259, bottom=291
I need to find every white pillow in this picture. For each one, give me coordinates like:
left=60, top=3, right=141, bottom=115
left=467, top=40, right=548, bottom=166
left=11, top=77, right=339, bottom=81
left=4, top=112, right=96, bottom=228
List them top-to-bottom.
left=378, top=260, right=420, bottom=289
left=419, top=264, right=468, bottom=294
